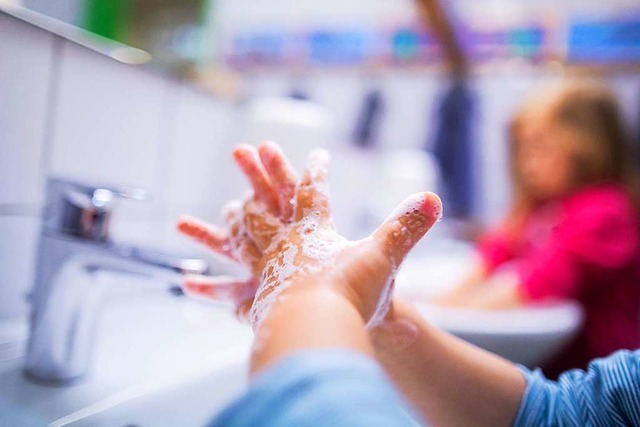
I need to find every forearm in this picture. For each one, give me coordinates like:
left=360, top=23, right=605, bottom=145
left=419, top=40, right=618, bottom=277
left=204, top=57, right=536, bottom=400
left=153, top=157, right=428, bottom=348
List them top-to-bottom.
left=250, top=283, right=373, bottom=376
left=373, top=300, right=525, bottom=427
left=514, top=350, right=640, bottom=427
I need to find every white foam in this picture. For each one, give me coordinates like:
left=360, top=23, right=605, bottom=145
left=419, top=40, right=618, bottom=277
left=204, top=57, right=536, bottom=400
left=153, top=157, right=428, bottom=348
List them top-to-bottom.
left=248, top=214, right=352, bottom=327
left=298, top=217, right=346, bottom=261
left=250, top=242, right=299, bottom=326
left=366, top=274, right=395, bottom=328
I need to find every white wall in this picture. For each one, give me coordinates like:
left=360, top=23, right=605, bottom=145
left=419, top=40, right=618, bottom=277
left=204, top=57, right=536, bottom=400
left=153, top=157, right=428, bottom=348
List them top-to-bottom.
left=0, top=11, right=237, bottom=319
left=0, top=11, right=56, bottom=318
left=0, top=12, right=55, bottom=206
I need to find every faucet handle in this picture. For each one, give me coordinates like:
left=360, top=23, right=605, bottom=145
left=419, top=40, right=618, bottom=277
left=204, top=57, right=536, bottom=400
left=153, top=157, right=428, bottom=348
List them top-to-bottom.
left=45, top=178, right=150, bottom=241
left=65, top=185, right=149, bottom=212
left=108, top=186, right=149, bottom=202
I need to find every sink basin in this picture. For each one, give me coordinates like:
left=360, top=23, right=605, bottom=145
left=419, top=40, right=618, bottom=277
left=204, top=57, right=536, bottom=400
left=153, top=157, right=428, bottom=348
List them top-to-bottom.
left=396, top=244, right=584, bottom=367
left=0, top=274, right=252, bottom=426
left=413, top=302, right=583, bottom=367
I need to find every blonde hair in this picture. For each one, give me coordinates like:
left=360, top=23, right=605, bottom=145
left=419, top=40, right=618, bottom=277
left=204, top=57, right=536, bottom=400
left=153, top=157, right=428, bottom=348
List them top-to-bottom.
left=509, top=81, right=639, bottom=208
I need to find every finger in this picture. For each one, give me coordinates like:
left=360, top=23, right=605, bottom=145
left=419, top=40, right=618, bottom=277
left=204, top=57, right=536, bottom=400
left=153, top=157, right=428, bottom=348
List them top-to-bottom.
left=257, top=141, right=299, bottom=222
left=232, top=145, right=280, bottom=216
left=295, top=148, right=332, bottom=223
left=371, top=192, right=442, bottom=267
left=242, top=198, right=280, bottom=251
left=225, top=201, right=263, bottom=274
left=177, top=215, right=233, bottom=259
left=183, top=275, right=256, bottom=306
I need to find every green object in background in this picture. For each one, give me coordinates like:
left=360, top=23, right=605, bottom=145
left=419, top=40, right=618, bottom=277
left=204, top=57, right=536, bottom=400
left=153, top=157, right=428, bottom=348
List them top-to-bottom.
left=82, top=0, right=210, bottom=64
left=83, top=0, right=130, bottom=42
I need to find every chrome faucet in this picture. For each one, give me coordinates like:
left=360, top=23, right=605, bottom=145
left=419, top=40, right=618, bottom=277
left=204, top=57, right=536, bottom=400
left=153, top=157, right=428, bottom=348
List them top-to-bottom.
left=24, top=178, right=208, bottom=385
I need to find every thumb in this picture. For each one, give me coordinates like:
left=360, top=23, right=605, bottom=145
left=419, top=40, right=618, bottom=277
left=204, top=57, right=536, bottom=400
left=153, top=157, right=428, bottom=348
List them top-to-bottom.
left=371, top=192, right=442, bottom=268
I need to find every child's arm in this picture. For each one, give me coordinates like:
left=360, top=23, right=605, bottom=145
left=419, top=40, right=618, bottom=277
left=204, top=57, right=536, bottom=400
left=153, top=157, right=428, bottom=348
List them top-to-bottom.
left=372, top=299, right=526, bottom=427
left=373, top=299, right=640, bottom=427
left=513, top=349, right=640, bottom=426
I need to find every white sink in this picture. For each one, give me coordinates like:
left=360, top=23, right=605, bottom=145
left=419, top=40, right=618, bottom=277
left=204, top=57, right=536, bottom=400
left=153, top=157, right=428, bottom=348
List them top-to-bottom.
left=397, top=243, right=584, bottom=367
left=0, top=275, right=252, bottom=426
left=413, top=302, right=583, bottom=367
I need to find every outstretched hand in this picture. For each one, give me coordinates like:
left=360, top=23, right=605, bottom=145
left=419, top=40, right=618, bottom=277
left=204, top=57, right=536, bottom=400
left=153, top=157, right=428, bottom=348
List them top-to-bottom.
left=177, top=142, right=441, bottom=328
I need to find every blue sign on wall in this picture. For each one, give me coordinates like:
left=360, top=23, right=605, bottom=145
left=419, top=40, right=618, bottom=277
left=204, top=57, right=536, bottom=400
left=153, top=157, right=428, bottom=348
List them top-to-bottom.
left=568, top=14, right=640, bottom=63
left=307, top=30, right=371, bottom=65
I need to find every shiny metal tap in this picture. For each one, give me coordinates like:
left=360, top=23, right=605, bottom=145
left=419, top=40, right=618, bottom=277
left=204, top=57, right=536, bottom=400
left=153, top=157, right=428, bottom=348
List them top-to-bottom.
left=24, top=178, right=208, bottom=385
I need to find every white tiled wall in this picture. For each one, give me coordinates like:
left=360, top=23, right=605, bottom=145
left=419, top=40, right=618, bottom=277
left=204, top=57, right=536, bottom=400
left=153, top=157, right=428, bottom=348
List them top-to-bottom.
left=0, top=12, right=55, bottom=205
left=0, top=13, right=55, bottom=319
left=48, top=41, right=169, bottom=189
left=111, top=83, right=238, bottom=253
left=159, top=84, right=236, bottom=210
left=0, top=217, right=40, bottom=317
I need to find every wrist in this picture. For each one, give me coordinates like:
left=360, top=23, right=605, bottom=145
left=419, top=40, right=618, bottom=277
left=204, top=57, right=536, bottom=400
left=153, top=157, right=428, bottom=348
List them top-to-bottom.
left=270, top=271, right=373, bottom=324
left=278, top=277, right=363, bottom=317
left=251, top=280, right=372, bottom=375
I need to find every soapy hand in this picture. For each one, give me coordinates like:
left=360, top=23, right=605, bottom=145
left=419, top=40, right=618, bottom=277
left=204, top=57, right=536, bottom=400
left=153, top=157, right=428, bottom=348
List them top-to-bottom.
left=178, top=142, right=441, bottom=327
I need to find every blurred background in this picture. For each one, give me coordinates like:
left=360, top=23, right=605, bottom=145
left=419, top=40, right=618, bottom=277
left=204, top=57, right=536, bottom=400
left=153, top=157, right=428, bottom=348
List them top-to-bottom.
left=0, top=0, right=638, bottom=313
left=1, top=0, right=640, bottom=423
left=1, top=0, right=639, bottom=315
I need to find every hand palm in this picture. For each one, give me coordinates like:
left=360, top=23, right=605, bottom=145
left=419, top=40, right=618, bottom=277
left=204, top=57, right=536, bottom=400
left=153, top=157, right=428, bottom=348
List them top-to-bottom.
left=178, top=142, right=440, bottom=326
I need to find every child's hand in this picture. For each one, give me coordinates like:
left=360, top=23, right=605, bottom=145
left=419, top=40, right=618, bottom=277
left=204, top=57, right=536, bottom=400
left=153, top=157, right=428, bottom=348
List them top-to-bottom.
left=177, top=142, right=298, bottom=320
left=178, top=142, right=442, bottom=327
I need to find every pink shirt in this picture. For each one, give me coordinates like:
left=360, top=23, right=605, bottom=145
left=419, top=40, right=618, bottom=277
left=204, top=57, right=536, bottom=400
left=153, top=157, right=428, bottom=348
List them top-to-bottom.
left=478, top=184, right=640, bottom=375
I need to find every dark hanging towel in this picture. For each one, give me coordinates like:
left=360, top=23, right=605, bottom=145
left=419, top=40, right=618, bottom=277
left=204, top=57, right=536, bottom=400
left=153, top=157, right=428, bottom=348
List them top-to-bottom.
left=288, top=75, right=310, bottom=101
left=432, top=78, right=475, bottom=218
left=289, top=88, right=309, bottom=101
left=352, top=88, right=384, bottom=148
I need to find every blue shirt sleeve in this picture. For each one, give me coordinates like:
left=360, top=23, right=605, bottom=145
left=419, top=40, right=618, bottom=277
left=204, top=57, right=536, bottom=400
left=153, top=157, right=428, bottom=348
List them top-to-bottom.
left=209, top=349, right=421, bottom=427
left=514, top=350, right=640, bottom=427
